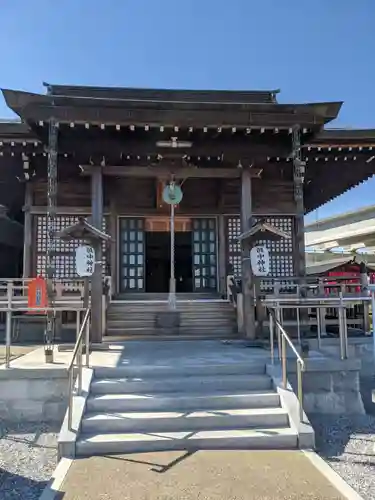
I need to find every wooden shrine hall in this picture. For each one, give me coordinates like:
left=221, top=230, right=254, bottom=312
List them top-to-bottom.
left=1, top=83, right=375, bottom=341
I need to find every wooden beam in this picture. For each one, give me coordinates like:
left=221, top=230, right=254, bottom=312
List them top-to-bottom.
left=22, top=103, right=331, bottom=128
left=56, top=136, right=291, bottom=160
left=304, top=143, right=375, bottom=149
left=81, top=165, right=262, bottom=179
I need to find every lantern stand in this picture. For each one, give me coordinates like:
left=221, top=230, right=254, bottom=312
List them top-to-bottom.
left=56, top=217, right=111, bottom=351
left=237, top=220, right=290, bottom=338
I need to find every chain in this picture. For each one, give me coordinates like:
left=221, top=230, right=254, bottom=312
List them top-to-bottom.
left=45, top=117, right=58, bottom=354
left=292, top=125, right=306, bottom=278
left=292, top=125, right=305, bottom=201
left=168, top=181, right=176, bottom=310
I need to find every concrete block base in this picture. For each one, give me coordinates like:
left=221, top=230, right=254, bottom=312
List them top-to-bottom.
left=155, top=311, right=181, bottom=335
left=287, top=357, right=365, bottom=415
left=0, top=368, right=69, bottom=423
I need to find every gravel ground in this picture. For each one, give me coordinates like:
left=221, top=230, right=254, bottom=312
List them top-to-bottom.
left=310, top=376, right=375, bottom=500
left=311, top=413, right=375, bottom=500
left=0, top=422, right=58, bottom=500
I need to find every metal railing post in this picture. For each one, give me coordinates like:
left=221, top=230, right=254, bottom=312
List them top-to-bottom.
left=5, top=282, right=12, bottom=368
left=372, top=290, right=375, bottom=364
left=338, top=292, right=346, bottom=360
left=343, top=302, right=349, bottom=359
left=276, top=305, right=282, bottom=361
left=67, top=307, right=90, bottom=431
left=296, top=307, right=301, bottom=346
left=317, top=307, right=322, bottom=350
left=266, top=309, right=305, bottom=425
left=76, top=310, right=82, bottom=394
left=269, top=310, right=274, bottom=364
left=85, top=311, right=90, bottom=367
left=281, top=333, right=287, bottom=389
left=297, top=361, right=303, bottom=422
left=68, top=370, right=73, bottom=430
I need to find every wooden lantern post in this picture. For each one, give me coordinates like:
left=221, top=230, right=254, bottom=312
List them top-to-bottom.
left=57, top=218, right=111, bottom=343
left=238, top=220, right=291, bottom=337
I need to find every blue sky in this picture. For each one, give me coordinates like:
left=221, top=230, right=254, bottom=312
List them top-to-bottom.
left=1, top=0, right=374, bottom=220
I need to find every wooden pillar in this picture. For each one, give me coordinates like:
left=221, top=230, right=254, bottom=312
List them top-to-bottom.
left=292, top=127, right=306, bottom=278
left=91, top=166, right=103, bottom=343
left=241, top=168, right=255, bottom=339
left=22, top=182, right=33, bottom=278
left=109, top=193, right=118, bottom=297
left=218, top=214, right=226, bottom=296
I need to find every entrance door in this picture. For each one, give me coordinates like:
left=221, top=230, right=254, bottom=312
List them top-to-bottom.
left=120, top=218, right=145, bottom=293
left=192, top=218, right=217, bottom=291
left=145, top=231, right=193, bottom=293
left=145, top=232, right=169, bottom=293
left=175, top=232, right=193, bottom=292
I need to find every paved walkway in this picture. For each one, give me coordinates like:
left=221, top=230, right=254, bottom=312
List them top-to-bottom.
left=4, top=339, right=324, bottom=371
left=0, top=344, right=37, bottom=364
left=57, top=450, right=348, bottom=500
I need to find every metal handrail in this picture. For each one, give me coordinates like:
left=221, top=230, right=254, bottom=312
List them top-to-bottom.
left=1, top=278, right=99, bottom=369
left=263, top=296, right=371, bottom=306
left=67, top=308, right=91, bottom=430
left=268, top=308, right=305, bottom=422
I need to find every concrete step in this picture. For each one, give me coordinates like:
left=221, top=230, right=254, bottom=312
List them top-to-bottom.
left=113, top=294, right=222, bottom=301
left=108, top=305, right=233, bottom=313
left=108, top=311, right=235, bottom=316
left=107, top=314, right=236, bottom=321
left=107, top=319, right=236, bottom=326
left=106, top=323, right=236, bottom=328
left=107, top=323, right=236, bottom=328
left=105, top=328, right=236, bottom=336
left=105, top=330, right=236, bottom=338
left=105, top=333, right=239, bottom=341
left=93, top=363, right=266, bottom=379
left=90, top=374, right=272, bottom=395
left=86, top=391, right=280, bottom=412
left=81, top=407, right=289, bottom=434
left=76, top=427, right=298, bottom=456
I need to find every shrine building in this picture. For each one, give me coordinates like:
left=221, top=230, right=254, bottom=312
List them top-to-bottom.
left=1, top=84, right=375, bottom=341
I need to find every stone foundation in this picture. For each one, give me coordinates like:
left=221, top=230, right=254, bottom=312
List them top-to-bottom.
left=307, top=338, right=374, bottom=376
left=287, top=357, right=365, bottom=415
left=0, top=368, right=68, bottom=422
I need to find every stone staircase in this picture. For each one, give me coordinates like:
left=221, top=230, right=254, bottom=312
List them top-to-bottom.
left=106, top=298, right=237, bottom=338
left=76, top=362, right=298, bottom=456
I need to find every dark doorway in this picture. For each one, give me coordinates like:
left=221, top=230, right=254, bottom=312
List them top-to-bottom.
left=145, top=231, right=192, bottom=293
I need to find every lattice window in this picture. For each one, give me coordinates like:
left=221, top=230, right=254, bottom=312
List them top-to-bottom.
left=34, top=215, right=108, bottom=286
left=226, top=215, right=295, bottom=290
left=226, top=216, right=242, bottom=277
left=254, top=216, right=294, bottom=291
left=120, top=218, right=145, bottom=292
left=192, top=218, right=217, bottom=291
